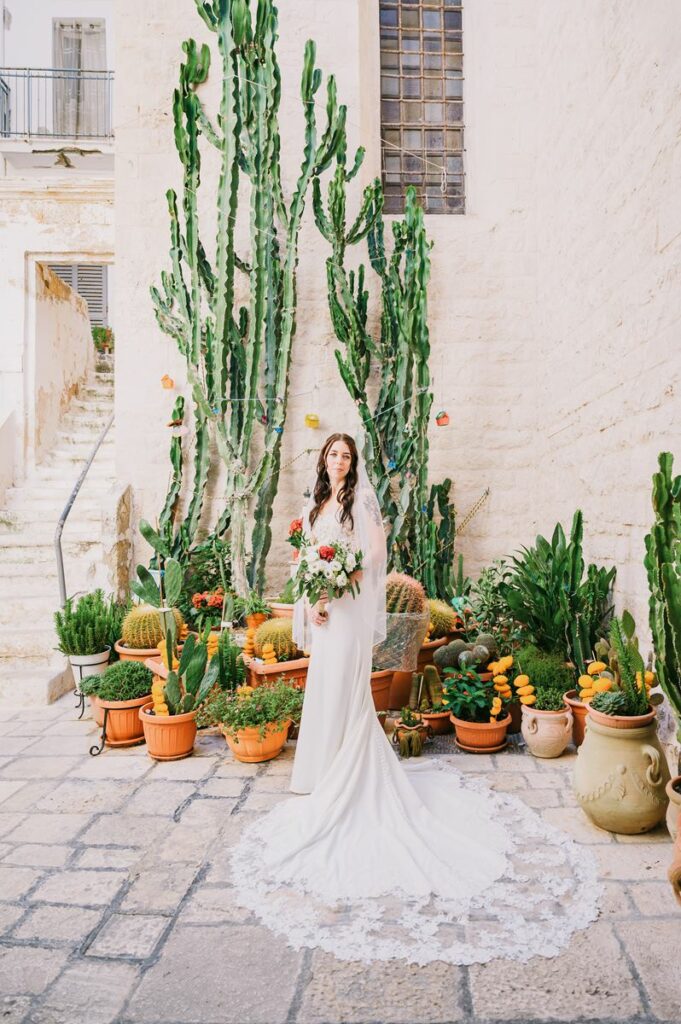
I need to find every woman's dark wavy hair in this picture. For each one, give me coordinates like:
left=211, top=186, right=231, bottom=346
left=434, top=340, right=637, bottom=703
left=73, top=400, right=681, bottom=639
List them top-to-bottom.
left=309, top=433, right=359, bottom=531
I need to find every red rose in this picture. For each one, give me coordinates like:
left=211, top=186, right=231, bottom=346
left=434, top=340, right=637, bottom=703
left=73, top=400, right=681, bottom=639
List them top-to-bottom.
left=289, top=518, right=303, bottom=536
left=318, top=545, right=335, bottom=562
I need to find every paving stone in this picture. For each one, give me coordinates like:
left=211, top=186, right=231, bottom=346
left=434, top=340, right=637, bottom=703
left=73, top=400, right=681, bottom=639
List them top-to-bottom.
left=3, top=721, right=51, bottom=737
left=20, top=734, right=95, bottom=757
left=0, top=737, right=35, bottom=753
left=493, top=752, right=540, bottom=772
left=67, top=755, right=151, bottom=781
left=1, top=756, right=82, bottom=780
left=146, top=756, right=215, bottom=781
left=213, top=758, right=260, bottom=778
left=250, top=773, right=295, bottom=793
left=487, top=774, right=530, bottom=792
left=200, top=776, right=247, bottom=798
left=35, top=779, right=136, bottom=815
left=124, top=780, right=196, bottom=817
left=0, top=781, right=30, bottom=811
left=0, top=781, right=62, bottom=813
left=518, top=787, right=561, bottom=808
left=241, top=791, right=286, bottom=812
left=176, top=796, right=237, bottom=829
left=541, top=806, right=616, bottom=844
left=0, top=813, right=27, bottom=839
left=4, top=813, right=91, bottom=845
left=78, top=813, right=170, bottom=848
left=151, top=823, right=216, bottom=865
left=594, top=843, right=670, bottom=881
left=2, top=844, right=71, bottom=868
left=74, top=846, right=141, bottom=870
left=119, top=862, right=198, bottom=915
left=0, top=866, right=42, bottom=899
left=29, top=869, right=127, bottom=907
left=627, top=880, right=679, bottom=916
left=598, top=881, right=638, bottom=920
left=179, top=883, right=254, bottom=925
left=0, top=903, right=25, bottom=935
left=13, top=905, right=102, bottom=943
left=86, top=912, right=168, bottom=959
left=619, top=918, right=681, bottom=1019
left=469, top=922, right=642, bottom=1020
left=126, top=923, right=301, bottom=1023
left=0, top=946, right=68, bottom=996
left=299, top=950, right=464, bottom=1023
left=30, top=960, right=139, bottom=1024
left=0, top=995, right=32, bottom=1023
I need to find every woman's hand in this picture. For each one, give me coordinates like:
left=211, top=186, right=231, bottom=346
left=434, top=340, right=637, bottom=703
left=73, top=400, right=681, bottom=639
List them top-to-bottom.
left=311, top=599, right=329, bottom=627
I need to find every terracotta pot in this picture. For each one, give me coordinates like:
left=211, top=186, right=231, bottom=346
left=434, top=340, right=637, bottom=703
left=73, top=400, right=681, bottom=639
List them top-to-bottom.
left=269, top=602, right=294, bottom=620
left=245, top=612, right=268, bottom=631
left=388, top=637, right=447, bottom=709
left=115, top=639, right=160, bottom=664
left=245, top=655, right=309, bottom=690
left=370, top=670, right=392, bottom=712
left=564, top=689, right=589, bottom=747
left=89, top=694, right=104, bottom=727
left=97, top=694, right=150, bottom=747
left=507, top=699, right=522, bottom=735
left=139, top=702, right=197, bottom=761
left=521, top=704, right=573, bottom=759
left=587, top=705, right=656, bottom=730
left=421, top=709, right=452, bottom=735
left=574, top=710, right=670, bottom=834
left=450, top=713, right=511, bottom=753
left=394, top=718, right=430, bottom=743
left=223, top=720, right=290, bottom=763
left=665, top=775, right=681, bottom=839
left=669, top=788, right=681, bottom=904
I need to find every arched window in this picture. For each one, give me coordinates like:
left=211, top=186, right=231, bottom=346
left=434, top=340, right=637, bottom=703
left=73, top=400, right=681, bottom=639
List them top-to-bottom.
left=380, top=1, right=464, bottom=214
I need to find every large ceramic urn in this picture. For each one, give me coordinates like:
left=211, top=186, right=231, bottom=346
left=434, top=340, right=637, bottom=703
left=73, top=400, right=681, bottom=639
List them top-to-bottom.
left=573, top=708, right=670, bottom=834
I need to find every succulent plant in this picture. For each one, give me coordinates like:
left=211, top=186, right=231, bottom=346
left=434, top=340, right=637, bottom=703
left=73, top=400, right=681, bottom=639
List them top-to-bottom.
left=386, top=573, right=427, bottom=615
left=54, top=589, right=114, bottom=657
left=427, top=599, right=457, bottom=639
left=121, top=605, right=184, bottom=651
left=253, top=618, right=298, bottom=662
left=217, top=630, right=246, bottom=692
left=474, top=632, right=498, bottom=662
left=154, top=633, right=220, bottom=717
left=433, top=639, right=468, bottom=672
left=96, top=661, right=153, bottom=703
left=408, top=664, right=444, bottom=710
left=533, top=687, right=568, bottom=712
left=589, top=689, right=630, bottom=716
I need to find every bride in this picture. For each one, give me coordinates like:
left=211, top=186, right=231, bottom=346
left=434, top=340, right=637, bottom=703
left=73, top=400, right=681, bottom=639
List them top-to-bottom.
left=229, top=433, right=601, bottom=965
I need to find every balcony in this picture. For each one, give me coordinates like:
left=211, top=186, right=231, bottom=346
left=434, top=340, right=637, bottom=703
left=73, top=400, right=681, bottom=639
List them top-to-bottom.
left=0, top=68, right=114, bottom=173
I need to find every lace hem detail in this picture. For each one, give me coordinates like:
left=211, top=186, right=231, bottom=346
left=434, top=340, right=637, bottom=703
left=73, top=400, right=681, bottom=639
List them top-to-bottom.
left=227, top=758, right=602, bottom=966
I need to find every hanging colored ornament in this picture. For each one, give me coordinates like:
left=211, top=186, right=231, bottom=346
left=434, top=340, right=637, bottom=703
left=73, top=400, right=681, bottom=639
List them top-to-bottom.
left=160, top=374, right=174, bottom=389
left=211, top=406, right=220, bottom=415
left=435, top=410, right=449, bottom=426
left=260, top=413, right=268, bottom=425
left=304, top=413, right=319, bottom=429
left=274, top=425, right=283, bottom=434
left=387, top=458, right=397, bottom=471
left=303, top=487, right=311, bottom=498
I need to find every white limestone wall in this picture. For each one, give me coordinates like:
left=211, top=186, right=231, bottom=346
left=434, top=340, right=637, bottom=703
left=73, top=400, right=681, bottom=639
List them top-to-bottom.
left=114, top=0, right=681, bottom=624
left=0, top=179, right=113, bottom=474
left=33, top=263, right=93, bottom=461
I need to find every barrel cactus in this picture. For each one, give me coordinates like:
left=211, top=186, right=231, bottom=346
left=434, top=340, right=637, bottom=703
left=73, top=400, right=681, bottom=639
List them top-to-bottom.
left=386, top=573, right=427, bottom=615
left=427, top=599, right=457, bottom=639
left=122, top=605, right=184, bottom=650
left=254, top=618, right=298, bottom=662
left=474, top=632, right=498, bottom=662
left=434, top=638, right=468, bottom=672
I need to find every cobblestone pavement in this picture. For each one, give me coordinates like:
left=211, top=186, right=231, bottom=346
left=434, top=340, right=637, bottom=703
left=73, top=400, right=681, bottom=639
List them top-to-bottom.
left=0, top=696, right=678, bottom=1024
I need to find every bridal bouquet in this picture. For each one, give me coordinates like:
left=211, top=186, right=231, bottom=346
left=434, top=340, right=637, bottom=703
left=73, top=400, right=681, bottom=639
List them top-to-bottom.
left=293, top=537, right=364, bottom=607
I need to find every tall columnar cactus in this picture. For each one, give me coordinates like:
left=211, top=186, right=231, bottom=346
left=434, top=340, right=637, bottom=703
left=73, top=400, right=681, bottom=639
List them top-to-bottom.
left=149, top=0, right=345, bottom=596
left=313, top=142, right=456, bottom=597
left=644, top=452, right=681, bottom=742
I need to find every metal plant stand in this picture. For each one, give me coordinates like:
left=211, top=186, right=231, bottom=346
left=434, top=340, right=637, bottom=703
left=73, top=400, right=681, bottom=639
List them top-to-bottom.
left=89, top=708, right=110, bottom=757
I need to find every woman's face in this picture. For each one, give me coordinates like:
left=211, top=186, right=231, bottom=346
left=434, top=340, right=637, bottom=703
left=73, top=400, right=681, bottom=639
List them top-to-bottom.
left=325, top=440, right=353, bottom=483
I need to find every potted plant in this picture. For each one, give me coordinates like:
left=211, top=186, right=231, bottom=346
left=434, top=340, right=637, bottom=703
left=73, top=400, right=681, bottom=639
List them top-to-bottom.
left=379, top=573, right=432, bottom=708
left=269, top=577, right=296, bottom=619
left=189, top=587, right=226, bottom=632
left=54, top=590, right=113, bottom=686
left=236, top=591, right=271, bottom=631
left=426, top=598, right=460, bottom=643
left=115, top=604, right=184, bottom=662
left=574, top=614, right=671, bottom=834
left=244, top=617, right=309, bottom=689
left=433, top=633, right=500, bottom=683
left=513, top=645, right=578, bottom=740
left=90, top=661, right=153, bottom=750
left=407, top=665, right=452, bottom=734
left=370, top=666, right=393, bottom=713
left=441, top=667, right=511, bottom=752
left=79, top=673, right=106, bottom=726
left=208, top=679, right=304, bottom=763
left=521, top=686, right=573, bottom=758
left=393, top=705, right=430, bottom=757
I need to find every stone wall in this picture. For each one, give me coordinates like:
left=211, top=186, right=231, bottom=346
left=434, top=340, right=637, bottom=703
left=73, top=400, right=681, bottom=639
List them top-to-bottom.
left=114, top=0, right=681, bottom=643
left=33, top=264, right=93, bottom=462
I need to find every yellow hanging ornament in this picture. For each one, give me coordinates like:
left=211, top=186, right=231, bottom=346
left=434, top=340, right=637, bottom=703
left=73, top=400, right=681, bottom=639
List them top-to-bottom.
left=305, top=413, right=320, bottom=428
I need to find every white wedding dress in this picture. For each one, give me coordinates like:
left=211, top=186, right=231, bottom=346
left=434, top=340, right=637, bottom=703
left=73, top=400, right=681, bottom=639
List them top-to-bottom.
left=228, top=505, right=601, bottom=965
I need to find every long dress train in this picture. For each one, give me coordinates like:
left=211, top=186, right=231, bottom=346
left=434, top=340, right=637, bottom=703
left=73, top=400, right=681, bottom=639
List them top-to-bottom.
left=228, top=508, right=601, bottom=965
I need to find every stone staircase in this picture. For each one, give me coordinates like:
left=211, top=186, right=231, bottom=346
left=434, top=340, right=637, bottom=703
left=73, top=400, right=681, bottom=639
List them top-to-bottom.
left=0, top=370, right=115, bottom=705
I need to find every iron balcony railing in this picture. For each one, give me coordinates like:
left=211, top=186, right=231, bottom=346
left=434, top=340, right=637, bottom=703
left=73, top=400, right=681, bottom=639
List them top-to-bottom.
left=0, top=67, right=114, bottom=141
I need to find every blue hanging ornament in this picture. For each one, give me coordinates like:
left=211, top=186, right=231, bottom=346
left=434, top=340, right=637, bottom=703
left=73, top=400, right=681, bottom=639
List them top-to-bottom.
left=211, top=406, right=219, bottom=415
left=274, top=425, right=283, bottom=434
left=387, top=458, right=397, bottom=471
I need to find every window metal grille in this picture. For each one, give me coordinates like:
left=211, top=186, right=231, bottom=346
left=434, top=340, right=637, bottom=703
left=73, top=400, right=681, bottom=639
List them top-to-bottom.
left=379, top=0, right=464, bottom=214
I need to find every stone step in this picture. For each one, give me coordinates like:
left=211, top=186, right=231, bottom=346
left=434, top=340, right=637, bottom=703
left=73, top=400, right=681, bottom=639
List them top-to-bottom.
left=68, top=400, right=114, bottom=417
left=32, top=464, right=114, bottom=484
left=1, top=494, right=101, bottom=515
left=0, top=502, right=102, bottom=525
left=0, top=524, right=103, bottom=546
left=0, top=537, right=104, bottom=561
left=0, top=593, right=63, bottom=624
left=0, top=624, right=61, bottom=658
left=0, top=656, right=73, bottom=706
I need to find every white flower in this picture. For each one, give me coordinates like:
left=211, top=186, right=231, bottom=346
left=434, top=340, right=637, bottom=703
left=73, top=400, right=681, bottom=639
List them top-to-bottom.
left=346, top=552, right=356, bottom=570
left=329, top=560, right=341, bottom=574
left=323, top=564, right=335, bottom=579
left=337, top=571, right=348, bottom=587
